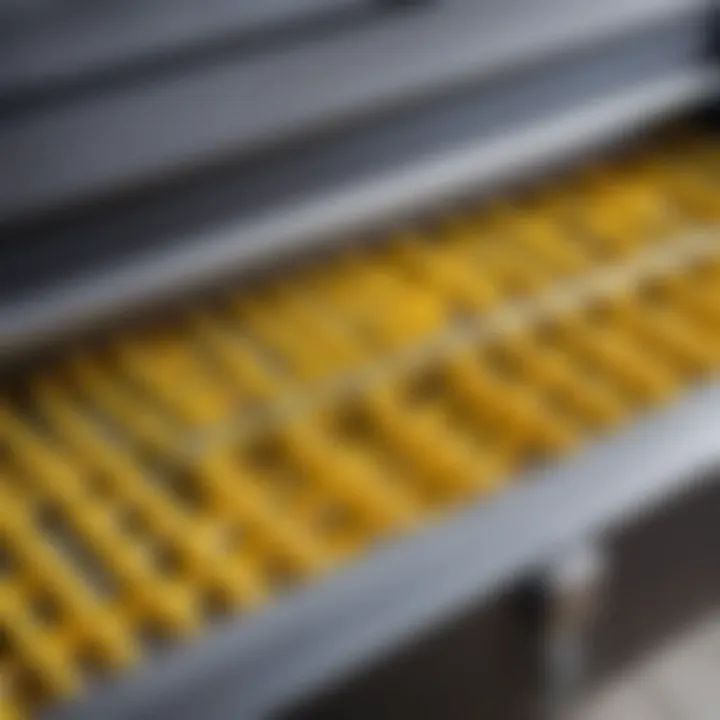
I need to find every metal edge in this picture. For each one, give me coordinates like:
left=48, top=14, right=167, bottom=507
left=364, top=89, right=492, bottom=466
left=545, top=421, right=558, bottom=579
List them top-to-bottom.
left=48, top=381, right=720, bottom=720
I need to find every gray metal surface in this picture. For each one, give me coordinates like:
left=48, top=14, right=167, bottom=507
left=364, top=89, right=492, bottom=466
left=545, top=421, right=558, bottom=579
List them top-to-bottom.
left=0, top=0, right=708, bottom=221
left=0, top=0, right=366, bottom=99
left=48, top=383, right=720, bottom=720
